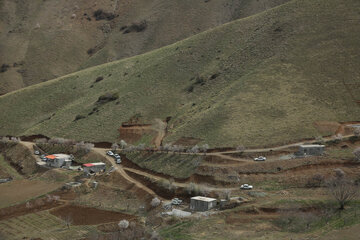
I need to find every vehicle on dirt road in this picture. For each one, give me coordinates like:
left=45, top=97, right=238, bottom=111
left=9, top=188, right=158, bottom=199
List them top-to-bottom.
left=34, top=150, right=40, bottom=155
left=106, top=151, right=114, bottom=156
left=113, top=154, right=120, bottom=159
left=254, top=156, right=266, bottom=161
left=116, top=157, right=122, bottom=164
left=240, top=184, right=253, bottom=190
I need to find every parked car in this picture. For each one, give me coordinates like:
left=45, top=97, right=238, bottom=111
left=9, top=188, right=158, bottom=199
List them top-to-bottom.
left=34, top=150, right=40, bottom=155
left=106, top=151, right=114, bottom=156
left=113, top=154, right=120, bottom=159
left=40, top=155, right=47, bottom=161
left=254, top=156, right=266, bottom=161
left=116, top=158, right=122, bottom=164
left=240, top=184, right=253, bottom=190
left=171, top=198, right=183, bottom=205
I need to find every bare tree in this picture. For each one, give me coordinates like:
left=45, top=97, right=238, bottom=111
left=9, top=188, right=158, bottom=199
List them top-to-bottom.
left=120, top=140, right=127, bottom=149
left=112, top=143, right=119, bottom=152
left=191, top=145, right=199, bottom=154
left=354, top=147, right=360, bottom=162
left=327, top=177, right=359, bottom=210
left=62, top=214, right=73, bottom=229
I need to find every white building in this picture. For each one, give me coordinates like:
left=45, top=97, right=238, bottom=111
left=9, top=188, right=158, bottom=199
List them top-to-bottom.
left=45, top=154, right=73, bottom=168
left=190, top=196, right=217, bottom=212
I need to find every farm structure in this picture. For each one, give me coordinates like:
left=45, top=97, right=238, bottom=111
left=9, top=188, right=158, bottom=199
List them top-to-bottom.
left=295, top=145, right=325, bottom=157
left=45, top=154, right=73, bottom=168
left=83, top=162, right=106, bottom=174
left=190, top=196, right=217, bottom=212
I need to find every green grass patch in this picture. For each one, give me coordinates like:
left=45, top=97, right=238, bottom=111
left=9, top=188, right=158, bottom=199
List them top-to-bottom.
left=0, top=0, right=359, bottom=148
left=125, top=152, right=203, bottom=179
left=160, top=221, right=194, bottom=240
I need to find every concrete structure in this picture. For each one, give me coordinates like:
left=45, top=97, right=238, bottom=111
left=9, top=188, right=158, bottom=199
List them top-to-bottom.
left=295, top=145, right=325, bottom=157
left=45, top=154, right=73, bottom=168
left=83, top=162, right=106, bottom=174
left=190, top=196, right=217, bottom=212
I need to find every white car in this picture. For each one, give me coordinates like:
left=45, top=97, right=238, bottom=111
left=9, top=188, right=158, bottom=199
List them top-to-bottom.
left=106, top=151, right=114, bottom=156
left=254, top=156, right=266, bottom=161
left=116, top=158, right=122, bottom=164
left=240, top=184, right=253, bottom=190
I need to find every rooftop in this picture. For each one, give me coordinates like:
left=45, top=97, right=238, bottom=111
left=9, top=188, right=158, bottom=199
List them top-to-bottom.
left=83, top=162, right=106, bottom=167
left=191, top=196, right=217, bottom=202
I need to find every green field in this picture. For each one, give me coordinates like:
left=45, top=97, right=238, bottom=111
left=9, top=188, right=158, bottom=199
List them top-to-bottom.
left=0, top=0, right=359, bottom=148
left=125, top=152, right=203, bottom=179
left=0, top=211, right=98, bottom=240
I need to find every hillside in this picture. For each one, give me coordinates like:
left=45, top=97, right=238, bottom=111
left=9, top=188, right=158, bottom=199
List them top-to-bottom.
left=0, top=0, right=359, bottom=148
left=0, top=0, right=290, bottom=95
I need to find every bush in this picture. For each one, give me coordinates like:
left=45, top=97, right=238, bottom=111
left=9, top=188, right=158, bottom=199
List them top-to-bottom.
left=93, top=9, right=116, bottom=21
left=122, top=21, right=147, bottom=34
left=0, top=64, right=10, bottom=73
left=95, top=76, right=104, bottom=83
left=96, top=92, right=119, bottom=104
left=74, top=115, right=86, bottom=121
left=306, top=174, right=324, bottom=188
left=151, top=197, right=161, bottom=208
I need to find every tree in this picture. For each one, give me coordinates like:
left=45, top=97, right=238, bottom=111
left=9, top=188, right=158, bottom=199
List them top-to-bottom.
left=354, top=128, right=360, bottom=137
left=120, top=140, right=127, bottom=149
left=112, top=143, right=119, bottom=152
left=201, top=144, right=209, bottom=155
left=191, top=145, right=199, bottom=154
left=236, top=145, right=245, bottom=152
left=354, top=147, right=360, bottom=162
left=327, top=177, right=358, bottom=210
left=151, top=197, right=161, bottom=208
left=62, top=214, right=73, bottom=229
left=118, top=219, right=129, bottom=230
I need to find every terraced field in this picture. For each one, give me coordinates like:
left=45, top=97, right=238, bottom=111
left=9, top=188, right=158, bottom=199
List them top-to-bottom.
left=0, top=211, right=97, bottom=240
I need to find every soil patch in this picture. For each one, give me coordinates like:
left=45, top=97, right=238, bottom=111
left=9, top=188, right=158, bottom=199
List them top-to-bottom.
left=0, top=196, right=63, bottom=221
left=50, top=205, right=136, bottom=225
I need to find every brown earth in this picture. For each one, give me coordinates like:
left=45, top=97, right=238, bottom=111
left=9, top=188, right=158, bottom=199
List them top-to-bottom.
left=0, top=179, right=62, bottom=208
left=0, top=195, right=64, bottom=221
left=50, top=205, right=136, bottom=225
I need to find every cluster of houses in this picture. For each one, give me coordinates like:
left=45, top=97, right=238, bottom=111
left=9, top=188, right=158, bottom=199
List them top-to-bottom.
left=38, top=153, right=106, bottom=175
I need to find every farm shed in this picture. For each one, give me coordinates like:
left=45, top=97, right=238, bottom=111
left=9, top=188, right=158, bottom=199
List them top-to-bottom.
left=295, top=145, right=325, bottom=157
left=45, top=154, right=73, bottom=168
left=83, top=162, right=106, bottom=174
left=190, top=196, right=217, bottom=212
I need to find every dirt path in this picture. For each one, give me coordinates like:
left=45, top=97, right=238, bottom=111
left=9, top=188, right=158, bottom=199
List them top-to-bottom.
left=92, top=148, right=156, bottom=196
left=123, top=167, right=238, bottom=192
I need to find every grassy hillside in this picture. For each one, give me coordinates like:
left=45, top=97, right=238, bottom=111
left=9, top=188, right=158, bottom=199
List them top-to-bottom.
left=0, top=0, right=359, bottom=148
left=0, top=0, right=290, bottom=94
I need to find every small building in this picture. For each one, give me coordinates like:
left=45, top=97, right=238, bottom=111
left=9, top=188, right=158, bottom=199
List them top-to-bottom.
left=295, top=145, right=325, bottom=157
left=45, top=154, right=73, bottom=168
left=83, top=162, right=106, bottom=174
left=190, top=196, right=217, bottom=212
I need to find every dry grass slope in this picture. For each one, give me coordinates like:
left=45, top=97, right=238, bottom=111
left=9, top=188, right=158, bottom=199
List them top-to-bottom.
left=0, top=0, right=359, bottom=148
left=0, top=0, right=290, bottom=94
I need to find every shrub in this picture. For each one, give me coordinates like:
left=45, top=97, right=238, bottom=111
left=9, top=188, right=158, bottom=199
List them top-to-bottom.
left=93, top=9, right=116, bottom=21
left=122, top=21, right=147, bottom=34
left=0, top=64, right=10, bottom=73
left=95, top=76, right=104, bottom=83
left=96, top=92, right=119, bottom=104
left=74, top=115, right=86, bottom=121
left=306, top=174, right=324, bottom=188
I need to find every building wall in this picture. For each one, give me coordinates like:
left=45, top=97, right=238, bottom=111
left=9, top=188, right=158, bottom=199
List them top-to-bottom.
left=190, top=199, right=217, bottom=211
